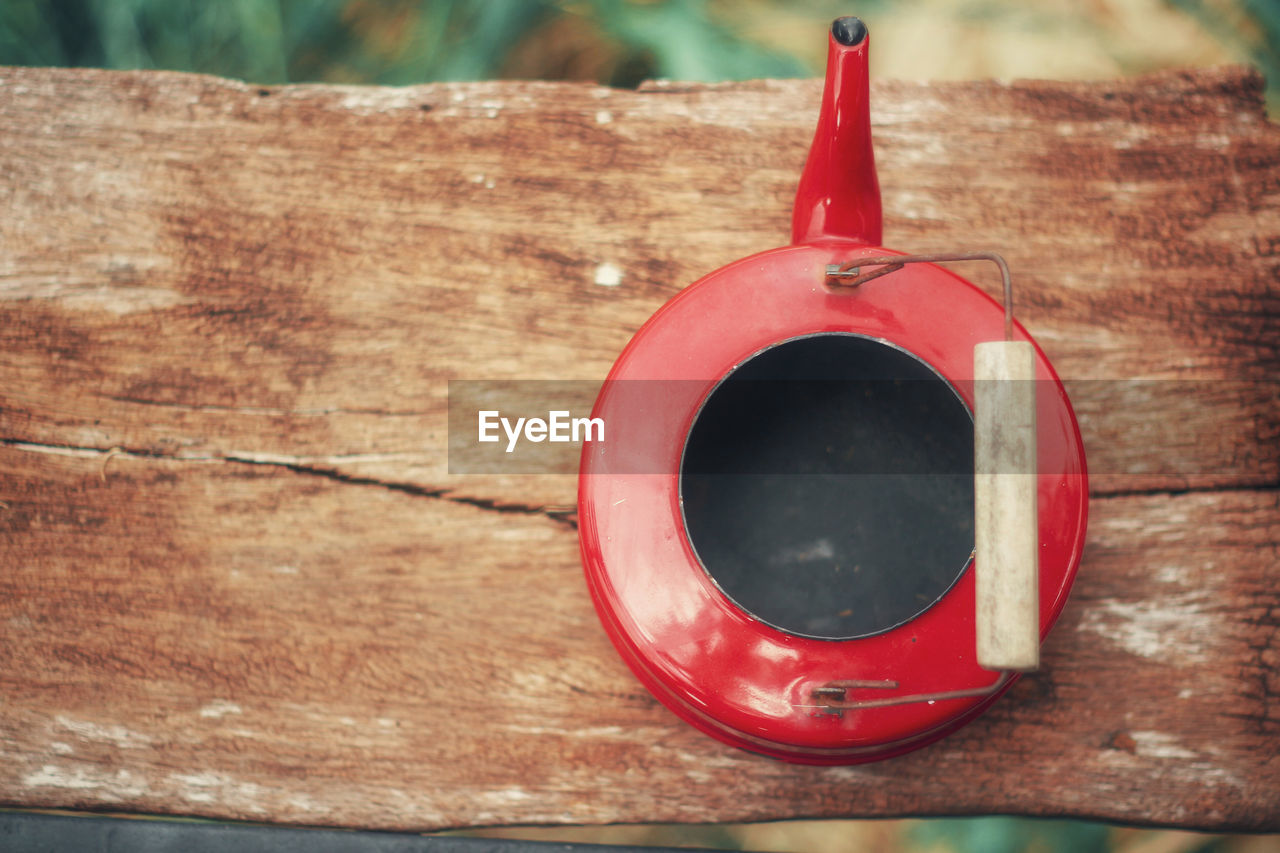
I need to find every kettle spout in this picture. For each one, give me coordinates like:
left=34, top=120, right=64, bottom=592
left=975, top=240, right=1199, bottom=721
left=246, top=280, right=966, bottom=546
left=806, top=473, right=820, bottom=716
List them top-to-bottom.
left=790, top=16, right=883, bottom=247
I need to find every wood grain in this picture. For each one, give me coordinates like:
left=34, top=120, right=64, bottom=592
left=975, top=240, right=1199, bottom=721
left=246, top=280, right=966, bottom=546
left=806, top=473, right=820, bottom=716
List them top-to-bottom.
left=1, top=65, right=1277, bottom=831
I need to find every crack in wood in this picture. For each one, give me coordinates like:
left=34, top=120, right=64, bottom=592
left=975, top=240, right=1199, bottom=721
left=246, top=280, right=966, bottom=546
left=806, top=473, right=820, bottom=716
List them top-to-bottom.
left=7, top=437, right=1270, bottom=525
left=0, top=438, right=577, bottom=529
left=1099, top=481, right=1280, bottom=499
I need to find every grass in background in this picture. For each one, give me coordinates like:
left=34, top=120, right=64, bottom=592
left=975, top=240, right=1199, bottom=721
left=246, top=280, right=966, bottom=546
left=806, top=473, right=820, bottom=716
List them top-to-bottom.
left=0, top=0, right=809, bottom=86
left=2, top=0, right=1276, bottom=103
left=1173, top=0, right=1280, bottom=102
left=458, top=818, right=1279, bottom=852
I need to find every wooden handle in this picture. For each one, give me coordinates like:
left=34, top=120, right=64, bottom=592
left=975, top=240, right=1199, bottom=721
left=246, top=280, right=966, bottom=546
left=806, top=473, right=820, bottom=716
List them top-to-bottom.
left=974, top=341, right=1040, bottom=672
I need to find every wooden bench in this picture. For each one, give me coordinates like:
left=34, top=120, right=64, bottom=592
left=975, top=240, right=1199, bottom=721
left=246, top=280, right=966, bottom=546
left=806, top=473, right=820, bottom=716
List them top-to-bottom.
left=1, top=64, right=1277, bottom=834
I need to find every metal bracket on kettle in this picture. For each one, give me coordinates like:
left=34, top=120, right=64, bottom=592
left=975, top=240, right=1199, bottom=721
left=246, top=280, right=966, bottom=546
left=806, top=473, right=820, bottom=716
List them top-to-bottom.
left=825, top=251, right=1015, bottom=341
left=799, top=671, right=1014, bottom=718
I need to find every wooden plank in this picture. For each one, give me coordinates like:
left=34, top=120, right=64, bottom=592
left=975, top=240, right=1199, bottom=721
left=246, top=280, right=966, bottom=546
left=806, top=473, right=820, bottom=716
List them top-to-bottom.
left=1, top=65, right=1277, bottom=831
left=2, top=67, right=1277, bottom=502
left=1, top=449, right=1276, bottom=830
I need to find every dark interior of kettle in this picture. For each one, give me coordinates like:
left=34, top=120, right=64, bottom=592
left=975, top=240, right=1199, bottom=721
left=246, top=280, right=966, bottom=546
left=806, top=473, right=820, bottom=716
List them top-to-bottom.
left=680, top=333, right=975, bottom=640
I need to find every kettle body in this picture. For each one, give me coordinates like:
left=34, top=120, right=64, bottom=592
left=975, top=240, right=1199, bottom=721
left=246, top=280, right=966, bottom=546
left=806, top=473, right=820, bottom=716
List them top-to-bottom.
left=577, top=18, right=1087, bottom=764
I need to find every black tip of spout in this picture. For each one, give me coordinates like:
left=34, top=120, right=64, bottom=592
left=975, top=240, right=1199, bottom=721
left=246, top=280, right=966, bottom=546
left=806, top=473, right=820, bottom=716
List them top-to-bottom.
left=832, top=16, right=867, bottom=46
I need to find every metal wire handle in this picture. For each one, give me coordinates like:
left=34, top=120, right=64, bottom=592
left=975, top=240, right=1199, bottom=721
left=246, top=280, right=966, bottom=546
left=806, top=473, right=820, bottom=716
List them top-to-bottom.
left=808, top=250, right=1026, bottom=716
left=825, top=251, right=1015, bottom=341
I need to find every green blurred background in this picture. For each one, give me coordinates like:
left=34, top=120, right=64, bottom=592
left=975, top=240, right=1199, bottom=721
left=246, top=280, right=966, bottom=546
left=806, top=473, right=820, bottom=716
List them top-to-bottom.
left=1, top=0, right=1278, bottom=110
left=2, top=1, right=1277, bottom=851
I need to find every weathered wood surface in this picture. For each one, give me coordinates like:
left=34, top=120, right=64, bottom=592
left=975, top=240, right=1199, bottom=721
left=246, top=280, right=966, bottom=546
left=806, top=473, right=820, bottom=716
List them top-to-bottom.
left=1, top=65, right=1277, bottom=832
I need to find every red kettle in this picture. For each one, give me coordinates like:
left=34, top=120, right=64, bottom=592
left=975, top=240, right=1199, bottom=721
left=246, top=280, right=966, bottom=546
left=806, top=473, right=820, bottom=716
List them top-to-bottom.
left=578, top=16, right=1087, bottom=764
